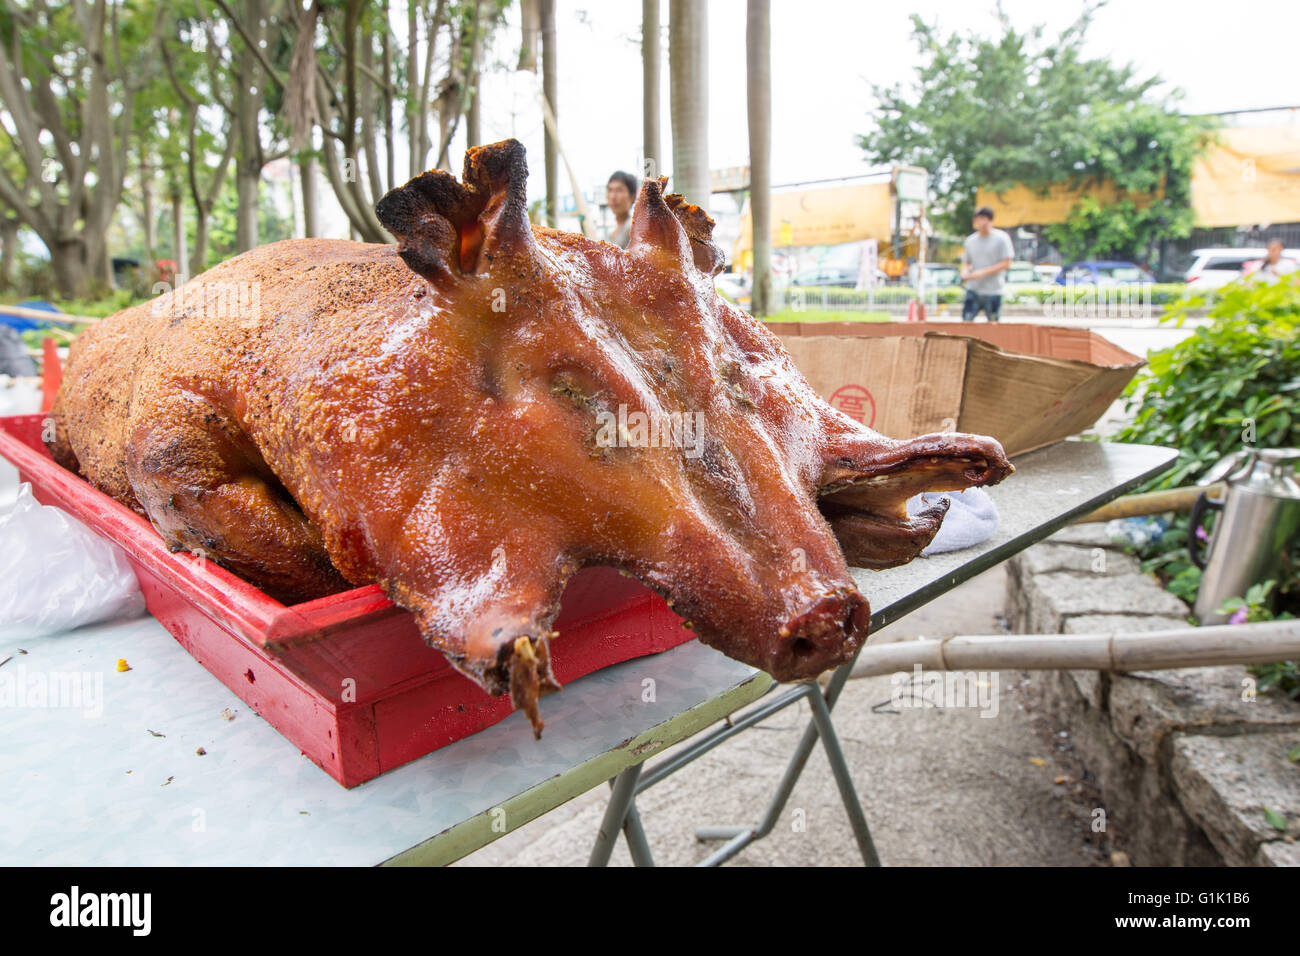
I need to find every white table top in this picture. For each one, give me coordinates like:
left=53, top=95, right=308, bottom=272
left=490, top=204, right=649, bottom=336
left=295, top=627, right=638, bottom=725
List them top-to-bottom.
left=0, top=440, right=1175, bottom=865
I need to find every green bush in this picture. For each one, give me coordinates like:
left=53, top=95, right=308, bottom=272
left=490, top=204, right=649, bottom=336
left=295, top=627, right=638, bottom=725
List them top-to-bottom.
left=1114, top=273, right=1300, bottom=697
left=1115, top=275, right=1300, bottom=490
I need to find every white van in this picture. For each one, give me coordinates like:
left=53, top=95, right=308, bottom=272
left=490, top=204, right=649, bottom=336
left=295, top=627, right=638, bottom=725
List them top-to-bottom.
left=1184, top=247, right=1300, bottom=287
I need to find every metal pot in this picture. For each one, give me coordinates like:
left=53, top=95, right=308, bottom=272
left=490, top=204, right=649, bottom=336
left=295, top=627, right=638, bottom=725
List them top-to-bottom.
left=1190, top=448, right=1300, bottom=624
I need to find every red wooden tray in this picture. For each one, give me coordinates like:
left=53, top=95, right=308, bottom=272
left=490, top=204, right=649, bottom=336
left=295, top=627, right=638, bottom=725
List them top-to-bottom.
left=0, top=413, right=695, bottom=787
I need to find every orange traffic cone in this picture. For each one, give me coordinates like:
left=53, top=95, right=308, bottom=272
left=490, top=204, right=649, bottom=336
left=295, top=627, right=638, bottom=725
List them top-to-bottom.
left=41, top=336, right=63, bottom=412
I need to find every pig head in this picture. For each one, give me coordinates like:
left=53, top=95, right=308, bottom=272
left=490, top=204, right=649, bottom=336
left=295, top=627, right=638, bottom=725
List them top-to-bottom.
left=368, top=139, right=1010, bottom=731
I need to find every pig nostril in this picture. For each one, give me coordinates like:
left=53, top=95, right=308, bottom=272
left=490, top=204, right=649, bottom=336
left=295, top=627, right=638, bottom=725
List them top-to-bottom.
left=791, top=637, right=817, bottom=660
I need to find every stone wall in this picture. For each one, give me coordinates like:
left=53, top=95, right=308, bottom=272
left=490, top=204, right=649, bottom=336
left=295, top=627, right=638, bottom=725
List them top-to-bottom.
left=1007, top=524, right=1300, bottom=866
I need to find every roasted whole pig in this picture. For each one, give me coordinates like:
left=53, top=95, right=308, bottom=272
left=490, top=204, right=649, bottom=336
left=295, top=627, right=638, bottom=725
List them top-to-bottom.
left=48, top=139, right=1011, bottom=734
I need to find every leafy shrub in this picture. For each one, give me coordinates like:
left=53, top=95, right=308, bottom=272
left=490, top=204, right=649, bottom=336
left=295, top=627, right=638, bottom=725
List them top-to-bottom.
left=1114, top=273, right=1300, bottom=697
left=1115, top=275, right=1300, bottom=490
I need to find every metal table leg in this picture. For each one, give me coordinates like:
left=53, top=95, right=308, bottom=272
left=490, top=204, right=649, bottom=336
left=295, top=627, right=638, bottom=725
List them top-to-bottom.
left=592, top=657, right=877, bottom=867
left=694, top=675, right=879, bottom=866
left=807, top=681, right=880, bottom=865
left=588, top=764, right=643, bottom=866
left=621, top=800, right=655, bottom=867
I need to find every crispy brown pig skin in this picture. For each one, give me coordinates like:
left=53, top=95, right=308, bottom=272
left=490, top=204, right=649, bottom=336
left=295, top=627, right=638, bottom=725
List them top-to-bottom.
left=47, top=139, right=1011, bottom=735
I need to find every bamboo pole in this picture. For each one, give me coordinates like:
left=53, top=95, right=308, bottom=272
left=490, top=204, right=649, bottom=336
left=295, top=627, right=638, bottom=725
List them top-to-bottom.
left=536, top=87, right=596, bottom=238
left=0, top=304, right=100, bottom=327
left=1073, top=484, right=1216, bottom=524
left=850, top=619, right=1300, bottom=679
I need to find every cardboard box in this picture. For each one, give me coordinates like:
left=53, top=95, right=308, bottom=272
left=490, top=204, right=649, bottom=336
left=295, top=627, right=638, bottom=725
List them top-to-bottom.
left=767, top=322, right=1144, bottom=457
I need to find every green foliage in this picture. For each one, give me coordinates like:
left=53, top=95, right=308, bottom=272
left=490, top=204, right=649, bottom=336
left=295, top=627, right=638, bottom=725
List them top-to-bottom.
left=859, top=3, right=1213, bottom=261
left=1042, top=102, right=1211, bottom=262
left=203, top=179, right=295, bottom=265
left=1115, top=274, right=1300, bottom=491
left=1116, top=274, right=1300, bottom=698
left=763, top=309, right=891, bottom=324
left=1217, top=580, right=1285, bottom=624
left=1218, top=583, right=1300, bottom=700
left=1263, top=807, right=1290, bottom=832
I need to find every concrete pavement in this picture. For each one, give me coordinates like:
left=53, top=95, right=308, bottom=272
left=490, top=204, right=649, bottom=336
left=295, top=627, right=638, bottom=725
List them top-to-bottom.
left=455, top=564, right=1114, bottom=867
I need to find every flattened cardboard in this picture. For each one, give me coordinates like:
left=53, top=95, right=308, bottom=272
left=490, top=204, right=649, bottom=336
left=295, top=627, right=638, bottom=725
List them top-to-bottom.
left=768, top=322, right=1144, bottom=457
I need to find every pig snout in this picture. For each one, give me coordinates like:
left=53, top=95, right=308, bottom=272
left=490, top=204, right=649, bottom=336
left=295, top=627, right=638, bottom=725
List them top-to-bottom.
left=769, top=586, right=868, bottom=681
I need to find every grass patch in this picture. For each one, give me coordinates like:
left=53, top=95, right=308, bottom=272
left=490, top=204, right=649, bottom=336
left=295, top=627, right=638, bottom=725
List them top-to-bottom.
left=764, top=309, right=894, bottom=323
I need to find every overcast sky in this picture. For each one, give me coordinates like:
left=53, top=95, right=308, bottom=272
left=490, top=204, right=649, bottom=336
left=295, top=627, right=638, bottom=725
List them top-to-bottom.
left=457, top=0, right=1300, bottom=206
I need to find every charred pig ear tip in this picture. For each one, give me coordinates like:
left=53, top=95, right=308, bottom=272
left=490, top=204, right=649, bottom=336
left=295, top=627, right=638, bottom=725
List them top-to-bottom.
left=463, top=137, right=528, bottom=193
left=376, top=138, right=535, bottom=281
left=639, top=176, right=669, bottom=200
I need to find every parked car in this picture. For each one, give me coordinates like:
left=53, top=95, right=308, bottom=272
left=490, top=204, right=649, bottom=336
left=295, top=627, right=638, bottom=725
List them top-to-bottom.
left=1184, top=247, right=1300, bottom=287
left=1242, top=256, right=1300, bottom=277
left=1004, top=260, right=1038, bottom=284
left=1054, top=261, right=1154, bottom=286
left=908, top=262, right=962, bottom=288
left=1033, top=263, right=1061, bottom=284
left=786, top=266, right=892, bottom=289
left=788, top=266, right=859, bottom=289
left=714, top=270, right=751, bottom=302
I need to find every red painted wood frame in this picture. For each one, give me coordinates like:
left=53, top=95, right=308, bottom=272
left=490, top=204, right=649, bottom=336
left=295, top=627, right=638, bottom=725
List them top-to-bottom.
left=0, top=414, right=695, bottom=787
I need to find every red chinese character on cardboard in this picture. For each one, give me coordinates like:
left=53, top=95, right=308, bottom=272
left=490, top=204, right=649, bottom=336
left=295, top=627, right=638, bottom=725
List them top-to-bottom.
left=829, top=384, right=876, bottom=428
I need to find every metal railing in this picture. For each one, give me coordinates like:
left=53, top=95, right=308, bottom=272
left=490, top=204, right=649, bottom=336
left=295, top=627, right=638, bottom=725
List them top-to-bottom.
left=776, top=282, right=939, bottom=315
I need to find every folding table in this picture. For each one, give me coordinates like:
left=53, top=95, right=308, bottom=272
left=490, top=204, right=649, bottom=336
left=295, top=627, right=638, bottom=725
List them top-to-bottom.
left=0, top=440, right=1174, bottom=866
left=588, top=440, right=1177, bottom=866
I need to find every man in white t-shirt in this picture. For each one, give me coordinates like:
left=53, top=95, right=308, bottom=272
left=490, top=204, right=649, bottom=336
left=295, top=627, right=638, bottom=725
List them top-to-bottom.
left=960, top=206, right=1015, bottom=322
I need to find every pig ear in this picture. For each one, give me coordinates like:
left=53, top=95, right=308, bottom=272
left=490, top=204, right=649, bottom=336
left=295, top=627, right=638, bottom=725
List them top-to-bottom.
left=375, top=138, right=536, bottom=282
left=627, top=177, right=696, bottom=272
left=627, top=178, right=726, bottom=276
left=664, top=192, right=727, bottom=277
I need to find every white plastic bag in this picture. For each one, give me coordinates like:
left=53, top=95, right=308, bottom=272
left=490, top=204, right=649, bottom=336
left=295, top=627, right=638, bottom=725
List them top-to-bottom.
left=0, top=375, right=43, bottom=511
left=0, top=483, right=146, bottom=638
left=908, top=486, right=1000, bottom=556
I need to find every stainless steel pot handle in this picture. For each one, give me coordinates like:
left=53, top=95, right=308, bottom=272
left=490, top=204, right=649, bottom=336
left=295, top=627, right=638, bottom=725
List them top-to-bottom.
left=1188, top=489, right=1224, bottom=571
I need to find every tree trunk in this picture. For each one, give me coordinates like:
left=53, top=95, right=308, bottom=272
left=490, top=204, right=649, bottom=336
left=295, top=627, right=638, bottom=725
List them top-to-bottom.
left=233, top=0, right=265, bottom=253
left=407, top=0, right=420, bottom=177
left=465, top=0, right=483, bottom=148
left=541, top=0, right=558, bottom=227
left=642, top=0, right=660, bottom=177
left=669, top=0, right=709, bottom=214
left=746, top=0, right=771, bottom=316
left=382, top=7, right=396, bottom=190
left=360, top=30, right=385, bottom=200
left=141, top=150, right=158, bottom=286
left=300, top=156, right=319, bottom=238
left=236, top=168, right=259, bottom=252
left=172, top=188, right=190, bottom=282
left=193, top=208, right=208, bottom=275
left=0, top=219, right=19, bottom=290
left=49, top=240, right=90, bottom=300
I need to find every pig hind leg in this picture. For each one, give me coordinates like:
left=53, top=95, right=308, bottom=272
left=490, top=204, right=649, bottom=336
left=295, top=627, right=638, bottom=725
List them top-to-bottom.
left=125, top=394, right=350, bottom=604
